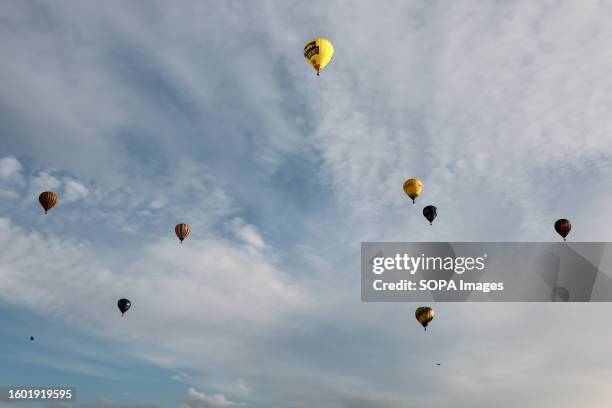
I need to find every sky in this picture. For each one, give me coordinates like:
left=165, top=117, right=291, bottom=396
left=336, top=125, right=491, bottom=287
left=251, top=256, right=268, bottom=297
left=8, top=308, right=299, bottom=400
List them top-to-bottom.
left=2, top=0, right=612, bottom=406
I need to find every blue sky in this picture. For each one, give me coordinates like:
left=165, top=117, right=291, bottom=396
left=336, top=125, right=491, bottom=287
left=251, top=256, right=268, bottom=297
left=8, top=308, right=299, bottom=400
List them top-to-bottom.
left=3, top=1, right=612, bottom=407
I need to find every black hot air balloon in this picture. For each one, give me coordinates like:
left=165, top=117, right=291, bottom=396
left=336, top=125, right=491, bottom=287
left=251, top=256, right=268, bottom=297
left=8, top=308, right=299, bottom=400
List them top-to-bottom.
left=423, top=205, right=437, bottom=225
left=554, top=219, right=571, bottom=241
left=551, top=286, right=570, bottom=302
left=117, top=298, right=131, bottom=316
left=30, top=336, right=34, bottom=341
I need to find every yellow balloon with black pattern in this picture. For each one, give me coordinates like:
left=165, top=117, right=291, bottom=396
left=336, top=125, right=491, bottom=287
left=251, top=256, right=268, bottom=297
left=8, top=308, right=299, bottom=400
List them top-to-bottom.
left=304, top=38, right=334, bottom=76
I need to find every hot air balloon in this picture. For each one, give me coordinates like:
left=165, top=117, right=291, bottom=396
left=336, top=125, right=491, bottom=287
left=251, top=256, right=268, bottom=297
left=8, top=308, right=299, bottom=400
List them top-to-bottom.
left=304, top=38, right=334, bottom=76
left=403, top=179, right=423, bottom=204
left=39, top=191, right=58, bottom=214
left=423, top=205, right=437, bottom=225
left=554, top=219, right=571, bottom=241
left=175, top=223, right=191, bottom=243
left=551, top=286, right=570, bottom=302
left=117, top=298, right=131, bottom=316
left=415, top=306, right=434, bottom=330
left=30, top=336, right=34, bottom=341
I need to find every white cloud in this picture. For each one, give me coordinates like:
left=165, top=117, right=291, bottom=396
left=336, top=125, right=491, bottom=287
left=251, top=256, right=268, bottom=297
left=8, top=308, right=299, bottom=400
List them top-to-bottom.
left=0, top=156, right=22, bottom=181
left=28, top=171, right=62, bottom=198
left=63, top=177, right=89, bottom=202
left=0, top=188, right=19, bottom=200
left=149, top=196, right=168, bottom=209
left=0, top=216, right=309, bottom=374
left=225, top=218, right=265, bottom=249
left=172, top=372, right=194, bottom=384
left=210, top=379, right=251, bottom=399
left=181, top=388, right=249, bottom=408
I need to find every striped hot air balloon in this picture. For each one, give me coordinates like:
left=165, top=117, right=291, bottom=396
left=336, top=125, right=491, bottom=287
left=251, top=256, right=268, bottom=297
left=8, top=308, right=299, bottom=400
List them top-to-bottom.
left=38, top=191, right=58, bottom=214
left=175, top=223, right=191, bottom=243
left=415, top=306, right=435, bottom=331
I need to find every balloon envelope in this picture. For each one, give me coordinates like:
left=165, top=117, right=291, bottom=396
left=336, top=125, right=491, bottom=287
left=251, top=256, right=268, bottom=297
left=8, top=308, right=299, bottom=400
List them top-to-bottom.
left=304, top=38, right=334, bottom=75
left=403, top=179, right=423, bottom=204
left=39, top=191, right=58, bottom=214
left=423, top=205, right=437, bottom=225
left=554, top=219, right=571, bottom=241
left=175, top=223, right=191, bottom=243
left=551, top=286, right=570, bottom=302
left=117, top=298, right=131, bottom=315
left=415, top=306, right=434, bottom=330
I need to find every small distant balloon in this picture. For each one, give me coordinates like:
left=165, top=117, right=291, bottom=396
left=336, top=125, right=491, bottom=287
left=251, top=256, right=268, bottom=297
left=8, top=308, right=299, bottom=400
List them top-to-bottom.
left=403, top=179, right=423, bottom=204
left=39, top=191, right=58, bottom=214
left=423, top=205, right=437, bottom=225
left=554, top=219, right=571, bottom=241
left=175, top=223, right=191, bottom=243
left=369, top=250, right=384, bottom=266
left=551, top=286, right=570, bottom=302
left=117, top=298, right=131, bottom=316
left=415, top=306, right=434, bottom=330
left=30, top=336, right=34, bottom=341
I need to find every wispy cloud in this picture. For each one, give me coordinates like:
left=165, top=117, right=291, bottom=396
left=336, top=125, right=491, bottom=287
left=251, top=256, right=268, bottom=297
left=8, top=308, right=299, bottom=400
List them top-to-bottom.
left=0, top=155, right=22, bottom=182
left=62, top=177, right=89, bottom=202
left=0, top=187, right=19, bottom=200
left=0, top=216, right=309, bottom=374
left=224, top=218, right=265, bottom=249
left=181, top=388, right=249, bottom=408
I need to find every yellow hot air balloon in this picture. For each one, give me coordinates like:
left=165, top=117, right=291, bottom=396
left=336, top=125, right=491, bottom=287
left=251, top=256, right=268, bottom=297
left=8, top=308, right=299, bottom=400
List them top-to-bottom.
left=304, top=38, right=334, bottom=76
left=403, top=178, right=423, bottom=204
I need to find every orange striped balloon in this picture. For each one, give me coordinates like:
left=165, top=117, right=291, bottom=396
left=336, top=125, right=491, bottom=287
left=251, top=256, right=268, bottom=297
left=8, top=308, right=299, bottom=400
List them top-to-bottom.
left=39, top=191, right=58, bottom=214
left=175, top=223, right=191, bottom=243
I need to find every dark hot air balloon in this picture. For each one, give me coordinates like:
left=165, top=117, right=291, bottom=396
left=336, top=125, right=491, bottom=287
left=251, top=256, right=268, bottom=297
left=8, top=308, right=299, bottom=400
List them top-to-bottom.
left=39, top=191, right=58, bottom=214
left=423, top=205, right=437, bottom=225
left=554, top=219, right=571, bottom=241
left=551, top=286, right=570, bottom=302
left=117, top=298, right=131, bottom=316
left=415, top=306, right=435, bottom=331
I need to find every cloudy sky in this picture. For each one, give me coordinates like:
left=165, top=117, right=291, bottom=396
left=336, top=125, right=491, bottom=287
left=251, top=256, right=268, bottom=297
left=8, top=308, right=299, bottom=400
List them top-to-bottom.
left=2, top=0, right=612, bottom=407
